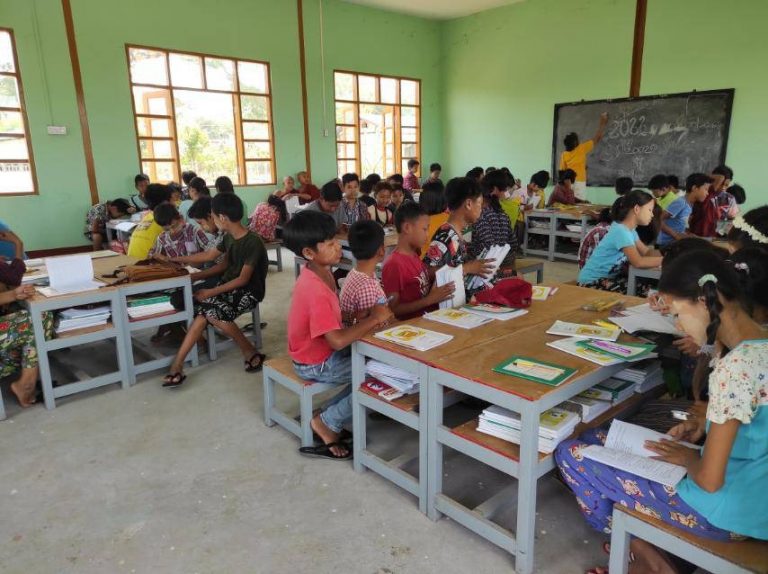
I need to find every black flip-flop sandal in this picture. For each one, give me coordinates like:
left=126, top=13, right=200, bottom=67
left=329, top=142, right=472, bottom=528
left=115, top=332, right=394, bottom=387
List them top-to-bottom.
left=244, top=352, right=266, bottom=372
left=162, top=372, right=187, bottom=388
left=313, top=429, right=353, bottom=445
left=298, top=442, right=352, bottom=460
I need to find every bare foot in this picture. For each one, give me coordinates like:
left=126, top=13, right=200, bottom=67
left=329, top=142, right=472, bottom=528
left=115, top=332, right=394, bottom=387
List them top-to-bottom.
left=10, top=381, right=35, bottom=407
left=310, top=415, right=348, bottom=458
left=628, top=539, right=678, bottom=574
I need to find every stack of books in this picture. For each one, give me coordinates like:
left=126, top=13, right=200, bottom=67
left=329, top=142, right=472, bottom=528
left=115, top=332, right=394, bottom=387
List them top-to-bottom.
left=127, top=293, right=175, bottom=321
left=55, top=305, right=111, bottom=335
left=365, top=360, right=419, bottom=395
left=614, top=360, right=665, bottom=393
left=587, top=378, right=637, bottom=405
left=560, top=393, right=613, bottom=423
left=477, top=405, right=580, bottom=454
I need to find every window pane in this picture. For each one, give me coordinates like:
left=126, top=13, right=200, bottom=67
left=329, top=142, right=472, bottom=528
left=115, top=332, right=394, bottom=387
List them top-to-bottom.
left=0, top=33, right=15, bottom=73
left=129, top=48, right=168, bottom=85
left=169, top=53, right=203, bottom=89
left=205, top=58, right=235, bottom=91
left=238, top=61, right=269, bottom=94
left=334, top=72, right=355, bottom=100
left=358, top=75, right=376, bottom=103
left=0, top=76, right=20, bottom=108
left=380, top=77, right=397, bottom=104
left=401, top=80, right=419, bottom=105
left=132, top=87, right=171, bottom=115
left=174, top=90, right=238, bottom=183
left=241, top=95, right=269, bottom=121
left=335, top=102, right=356, bottom=124
left=401, top=106, right=417, bottom=127
left=0, top=111, right=24, bottom=133
left=136, top=117, right=172, bottom=138
left=242, top=121, right=269, bottom=140
left=336, top=125, right=356, bottom=141
left=402, top=127, right=417, bottom=142
left=0, top=135, right=28, bottom=160
left=140, top=139, right=174, bottom=160
left=244, top=141, right=270, bottom=159
left=337, top=143, right=356, bottom=159
left=402, top=143, right=418, bottom=158
left=401, top=159, right=411, bottom=174
left=142, top=160, right=176, bottom=183
left=337, top=160, right=356, bottom=176
left=246, top=161, right=272, bottom=184
left=0, top=163, right=34, bottom=193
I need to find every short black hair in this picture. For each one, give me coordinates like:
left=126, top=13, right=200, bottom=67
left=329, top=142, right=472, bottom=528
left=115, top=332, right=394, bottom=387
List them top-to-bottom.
left=564, top=132, right=579, bottom=151
left=407, top=159, right=420, bottom=169
left=429, top=163, right=441, bottom=172
left=712, top=164, right=733, bottom=180
left=485, top=166, right=497, bottom=174
left=465, top=167, right=484, bottom=180
left=482, top=169, right=510, bottom=212
left=558, top=169, right=577, bottom=185
left=181, top=170, right=197, bottom=185
left=530, top=170, right=550, bottom=188
left=135, top=173, right=150, bottom=186
left=341, top=173, right=359, bottom=186
left=365, top=173, right=381, bottom=184
left=388, top=173, right=404, bottom=185
left=686, top=173, right=712, bottom=193
left=647, top=174, right=669, bottom=191
left=215, top=175, right=234, bottom=193
left=667, top=175, right=680, bottom=189
left=189, top=176, right=210, bottom=196
left=445, top=176, right=482, bottom=211
left=615, top=176, right=634, bottom=195
left=360, top=178, right=374, bottom=195
left=320, top=180, right=343, bottom=202
left=373, top=181, right=393, bottom=196
left=419, top=181, right=446, bottom=215
left=144, top=183, right=170, bottom=210
left=727, top=184, right=746, bottom=204
left=211, top=192, right=244, bottom=221
left=188, top=196, right=212, bottom=220
left=108, top=198, right=131, bottom=216
left=394, top=200, right=426, bottom=232
left=154, top=203, right=182, bottom=227
left=283, top=210, right=337, bottom=257
left=348, top=220, right=384, bottom=260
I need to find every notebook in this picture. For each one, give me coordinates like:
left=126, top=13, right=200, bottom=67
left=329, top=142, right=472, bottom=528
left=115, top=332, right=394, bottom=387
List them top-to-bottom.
left=423, top=308, right=494, bottom=329
left=546, top=320, right=620, bottom=341
left=374, top=325, right=453, bottom=352
left=492, top=355, right=577, bottom=386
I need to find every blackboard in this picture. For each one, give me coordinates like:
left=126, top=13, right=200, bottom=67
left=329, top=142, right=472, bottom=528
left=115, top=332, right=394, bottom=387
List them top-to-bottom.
left=551, top=89, right=734, bottom=187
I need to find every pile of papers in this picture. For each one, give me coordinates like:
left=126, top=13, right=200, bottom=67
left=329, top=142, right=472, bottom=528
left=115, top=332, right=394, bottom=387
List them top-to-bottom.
left=466, top=244, right=511, bottom=292
left=435, top=264, right=466, bottom=309
left=127, top=293, right=175, bottom=320
left=55, top=305, right=111, bottom=335
left=423, top=307, right=494, bottom=329
left=374, top=325, right=453, bottom=352
left=365, top=360, right=419, bottom=395
left=614, top=360, right=665, bottom=393
left=560, top=393, right=612, bottom=423
left=477, top=405, right=580, bottom=454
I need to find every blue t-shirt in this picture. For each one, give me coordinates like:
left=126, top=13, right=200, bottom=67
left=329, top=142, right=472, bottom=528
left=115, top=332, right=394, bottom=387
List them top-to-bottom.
left=658, top=196, right=692, bottom=245
left=0, top=219, right=18, bottom=259
left=578, top=222, right=638, bottom=284
left=677, top=340, right=768, bottom=539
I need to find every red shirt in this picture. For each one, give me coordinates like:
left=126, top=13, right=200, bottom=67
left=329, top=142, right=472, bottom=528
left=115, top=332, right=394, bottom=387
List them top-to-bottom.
left=403, top=172, right=420, bottom=191
left=299, top=184, right=321, bottom=204
left=547, top=184, right=576, bottom=206
left=688, top=190, right=718, bottom=237
left=381, top=251, right=435, bottom=320
left=288, top=267, right=341, bottom=364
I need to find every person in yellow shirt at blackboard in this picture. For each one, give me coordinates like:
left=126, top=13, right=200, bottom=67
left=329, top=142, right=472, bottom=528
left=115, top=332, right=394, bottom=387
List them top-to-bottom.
left=559, top=111, right=609, bottom=201
left=127, top=184, right=171, bottom=258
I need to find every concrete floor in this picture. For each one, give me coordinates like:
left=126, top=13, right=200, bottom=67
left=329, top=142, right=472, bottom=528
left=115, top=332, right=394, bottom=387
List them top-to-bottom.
left=0, top=253, right=620, bottom=574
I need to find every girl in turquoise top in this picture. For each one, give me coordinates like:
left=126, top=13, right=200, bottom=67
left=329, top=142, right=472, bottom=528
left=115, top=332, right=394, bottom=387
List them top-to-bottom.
left=556, top=249, right=768, bottom=574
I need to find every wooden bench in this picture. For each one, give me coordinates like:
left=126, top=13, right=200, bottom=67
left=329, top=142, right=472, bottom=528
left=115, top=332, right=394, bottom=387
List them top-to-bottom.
left=264, top=241, right=284, bottom=272
left=513, top=257, right=545, bottom=284
left=206, top=305, right=263, bottom=361
left=263, top=356, right=337, bottom=447
left=609, top=505, right=768, bottom=574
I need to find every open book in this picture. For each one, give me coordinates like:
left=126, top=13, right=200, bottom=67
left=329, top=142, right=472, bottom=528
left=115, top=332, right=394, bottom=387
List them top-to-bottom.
left=37, top=254, right=104, bottom=297
left=582, top=420, right=699, bottom=488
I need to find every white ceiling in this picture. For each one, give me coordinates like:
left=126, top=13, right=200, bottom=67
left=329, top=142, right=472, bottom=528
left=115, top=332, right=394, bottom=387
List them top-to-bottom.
left=341, top=0, right=524, bottom=20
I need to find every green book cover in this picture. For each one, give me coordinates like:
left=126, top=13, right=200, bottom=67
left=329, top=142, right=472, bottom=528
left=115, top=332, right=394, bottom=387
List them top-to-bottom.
left=128, top=295, right=171, bottom=307
left=492, top=355, right=577, bottom=387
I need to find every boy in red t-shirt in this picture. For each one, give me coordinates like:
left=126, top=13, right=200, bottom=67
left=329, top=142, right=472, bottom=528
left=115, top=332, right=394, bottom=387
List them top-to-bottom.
left=381, top=202, right=455, bottom=320
left=283, top=210, right=393, bottom=460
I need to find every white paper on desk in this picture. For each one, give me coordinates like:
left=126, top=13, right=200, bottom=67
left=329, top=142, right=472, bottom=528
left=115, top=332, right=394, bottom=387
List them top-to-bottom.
left=284, top=195, right=301, bottom=214
left=115, top=221, right=138, bottom=232
left=90, top=250, right=119, bottom=259
left=43, top=254, right=103, bottom=295
left=24, top=257, right=44, bottom=267
left=436, top=264, right=465, bottom=309
left=609, top=303, right=682, bottom=336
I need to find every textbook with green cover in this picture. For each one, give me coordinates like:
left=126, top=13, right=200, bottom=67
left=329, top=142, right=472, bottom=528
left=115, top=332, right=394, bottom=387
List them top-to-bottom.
left=492, top=355, right=577, bottom=386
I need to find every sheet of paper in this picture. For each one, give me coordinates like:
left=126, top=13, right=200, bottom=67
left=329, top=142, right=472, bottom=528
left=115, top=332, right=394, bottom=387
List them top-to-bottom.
left=285, top=195, right=301, bottom=214
left=115, top=221, right=138, bottom=232
left=90, top=250, right=120, bottom=259
left=44, top=254, right=103, bottom=295
left=436, top=264, right=465, bottom=309
left=609, top=303, right=683, bottom=336
left=502, top=359, right=565, bottom=382
left=606, top=420, right=699, bottom=457
left=582, top=445, right=687, bottom=488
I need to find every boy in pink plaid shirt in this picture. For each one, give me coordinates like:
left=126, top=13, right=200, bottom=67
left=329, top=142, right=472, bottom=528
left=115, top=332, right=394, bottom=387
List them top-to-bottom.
left=339, top=220, right=387, bottom=327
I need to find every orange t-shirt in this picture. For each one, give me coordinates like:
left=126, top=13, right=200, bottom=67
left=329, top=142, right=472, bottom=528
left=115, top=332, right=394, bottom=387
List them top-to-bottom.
left=559, top=140, right=594, bottom=182
left=422, top=212, right=449, bottom=256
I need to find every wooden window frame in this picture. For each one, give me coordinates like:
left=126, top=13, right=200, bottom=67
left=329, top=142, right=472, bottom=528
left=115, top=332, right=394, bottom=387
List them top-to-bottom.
left=0, top=28, right=38, bottom=196
left=126, top=44, right=277, bottom=187
left=333, top=70, right=421, bottom=178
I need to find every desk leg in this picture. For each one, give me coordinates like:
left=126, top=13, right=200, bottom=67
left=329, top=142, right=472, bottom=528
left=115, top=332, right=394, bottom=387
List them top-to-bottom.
left=627, top=269, right=637, bottom=297
left=183, top=281, right=199, bottom=368
left=110, top=292, right=131, bottom=389
left=30, top=306, right=55, bottom=410
left=351, top=345, right=367, bottom=473
left=417, top=362, right=429, bottom=515
left=426, top=371, right=444, bottom=521
left=0, top=387, right=6, bottom=420
left=514, top=403, right=541, bottom=574
left=608, top=509, right=632, bottom=574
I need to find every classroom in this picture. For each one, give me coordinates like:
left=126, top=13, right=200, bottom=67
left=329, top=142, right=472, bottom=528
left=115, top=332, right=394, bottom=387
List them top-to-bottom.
left=1, top=0, right=767, bottom=572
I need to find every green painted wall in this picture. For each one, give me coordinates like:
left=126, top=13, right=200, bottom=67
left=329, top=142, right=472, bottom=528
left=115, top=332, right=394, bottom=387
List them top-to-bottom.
left=440, top=0, right=636, bottom=205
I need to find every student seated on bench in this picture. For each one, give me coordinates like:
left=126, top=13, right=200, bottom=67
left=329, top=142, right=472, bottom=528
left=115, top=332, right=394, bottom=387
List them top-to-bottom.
left=127, top=184, right=171, bottom=259
left=160, top=193, right=268, bottom=387
left=84, top=198, right=131, bottom=251
left=283, top=210, right=393, bottom=460
left=556, top=250, right=768, bottom=574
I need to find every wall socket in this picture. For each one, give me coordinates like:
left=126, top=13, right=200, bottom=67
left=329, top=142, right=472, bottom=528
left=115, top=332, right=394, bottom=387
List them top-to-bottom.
left=47, top=125, right=67, bottom=135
